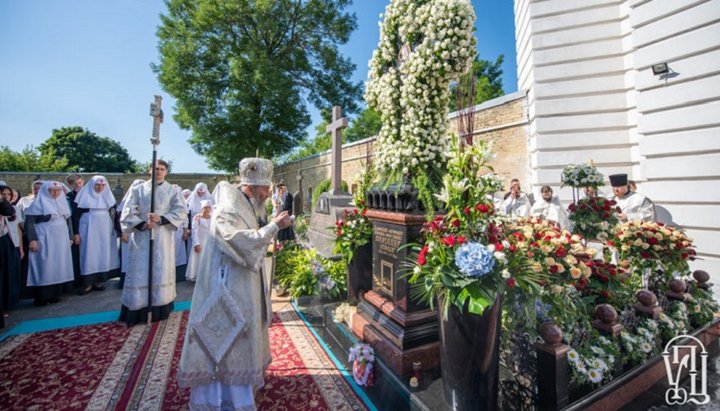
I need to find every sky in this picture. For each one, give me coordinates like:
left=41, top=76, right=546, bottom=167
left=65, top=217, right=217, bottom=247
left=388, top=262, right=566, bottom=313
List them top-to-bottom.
left=0, top=0, right=517, bottom=173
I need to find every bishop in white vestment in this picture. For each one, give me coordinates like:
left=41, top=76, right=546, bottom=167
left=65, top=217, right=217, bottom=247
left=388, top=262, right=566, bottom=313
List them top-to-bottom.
left=178, top=158, right=292, bottom=411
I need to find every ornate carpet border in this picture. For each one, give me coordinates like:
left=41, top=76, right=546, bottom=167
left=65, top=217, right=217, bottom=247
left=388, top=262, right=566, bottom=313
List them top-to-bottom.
left=286, top=302, right=378, bottom=411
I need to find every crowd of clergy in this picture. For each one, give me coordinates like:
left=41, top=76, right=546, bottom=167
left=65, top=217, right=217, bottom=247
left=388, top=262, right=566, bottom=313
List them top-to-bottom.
left=0, top=163, right=221, bottom=328
left=0, top=167, right=651, bottom=330
left=498, top=173, right=655, bottom=228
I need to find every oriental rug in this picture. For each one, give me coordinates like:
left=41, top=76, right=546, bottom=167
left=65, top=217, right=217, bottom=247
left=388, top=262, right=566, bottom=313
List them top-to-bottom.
left=0, top=305, right=370, bottom=410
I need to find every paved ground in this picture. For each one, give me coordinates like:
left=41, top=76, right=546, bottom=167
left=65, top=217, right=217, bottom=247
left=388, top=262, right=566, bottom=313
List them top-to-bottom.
left=1, top=278, right=292, bottom=334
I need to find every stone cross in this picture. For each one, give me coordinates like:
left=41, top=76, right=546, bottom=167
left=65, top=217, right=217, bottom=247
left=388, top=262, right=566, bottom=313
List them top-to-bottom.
left=149, top=95, right=163, bottom=146
left=326, top=105, right=348, bottom=195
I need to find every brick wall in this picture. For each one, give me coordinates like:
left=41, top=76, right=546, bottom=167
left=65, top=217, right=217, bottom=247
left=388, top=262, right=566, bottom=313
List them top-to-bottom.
left=275, top=91, right=529, bottom=209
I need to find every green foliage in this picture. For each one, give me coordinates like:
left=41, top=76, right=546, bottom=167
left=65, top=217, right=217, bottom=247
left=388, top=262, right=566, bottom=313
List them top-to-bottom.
left=154, top=0, right=362, bottom=172
left=448, top=56, right=505, bottom=112
left=278, top=107, right=380, bottom=164
left=345, top=108, right=381, bottom=142
left=281, top=110, right=333, bottom=163
left=38, top=126, right=137, bottom=172
left=0, top=145, right=71, bottom=172
left=133, top=159, right=174, bottom=173
left=311, top=178, right=348, bottom=208
left=293, top=214, right=311, bottom=241
left=274, top=243, right=346, bottom=299
left=688, top=285, right=720, bottom=328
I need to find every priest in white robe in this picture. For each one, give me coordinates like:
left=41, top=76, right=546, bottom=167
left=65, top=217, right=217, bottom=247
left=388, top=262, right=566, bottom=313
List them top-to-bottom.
left=178, top=157, right=292, bottom=411
left=119, top=160, right=187, bottom=326
left=608, top=174, right=655, bottom=222
left=73, top=175, right=120, bottom=294
left=117, top=179, right=145, bottom=289
left=501, top=183, right=531, bottom=220
left=530, top=185, right=569, bottom=230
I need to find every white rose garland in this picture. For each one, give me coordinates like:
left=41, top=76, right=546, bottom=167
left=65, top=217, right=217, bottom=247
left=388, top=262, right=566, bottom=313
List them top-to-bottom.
left=366, top=0, right=477, bottom=182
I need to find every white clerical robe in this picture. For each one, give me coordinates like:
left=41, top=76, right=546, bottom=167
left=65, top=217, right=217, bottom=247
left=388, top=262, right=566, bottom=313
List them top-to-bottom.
left=120, top=181, right=187, bottom=311
left=178, top=182, right=278, bottom=411
left=611, top=191, right=655, bottom=222
left=502, top=193, right=531, bottom=220
left=530, top=197, right=569, bottom=230
left=186, top=216, right=210, bottom=282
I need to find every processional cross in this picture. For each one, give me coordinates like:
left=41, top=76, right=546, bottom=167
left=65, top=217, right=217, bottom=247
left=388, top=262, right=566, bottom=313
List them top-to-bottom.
left=146, top=95, right=163, bottom=323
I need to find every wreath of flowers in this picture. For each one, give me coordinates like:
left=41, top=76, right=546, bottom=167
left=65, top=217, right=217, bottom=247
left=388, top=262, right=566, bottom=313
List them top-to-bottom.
left=365, top=0, right=477, bottom=200
left=561, top=163, right=604, bottom=189
left=567, top=197, right=620, bottom=241
left=614, top=221, right=695, bottom=281
left=348, top=343, right=375, bottom=387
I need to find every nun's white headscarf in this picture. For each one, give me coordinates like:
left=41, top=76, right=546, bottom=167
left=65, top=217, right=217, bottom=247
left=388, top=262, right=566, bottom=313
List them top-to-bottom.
left=75, top=175, right=116, bottom=209
left=24, top=181, right=71, bottom=218
left=186, top=182, right=212, bottom=214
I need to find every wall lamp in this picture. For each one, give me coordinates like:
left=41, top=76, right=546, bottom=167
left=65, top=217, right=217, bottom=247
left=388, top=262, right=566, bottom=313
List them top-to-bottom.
left=651, top=62, right=669, bottom=76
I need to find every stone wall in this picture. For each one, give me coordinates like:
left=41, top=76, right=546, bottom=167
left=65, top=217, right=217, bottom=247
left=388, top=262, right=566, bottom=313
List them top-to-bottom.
left=274, top=91, right=529, bottom=211
left=0, top=172, right=229, bottom=197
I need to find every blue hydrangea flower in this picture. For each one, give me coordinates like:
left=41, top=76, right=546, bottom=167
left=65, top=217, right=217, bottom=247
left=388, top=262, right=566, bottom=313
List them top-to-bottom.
left=455, top=242, right=496, bottom=278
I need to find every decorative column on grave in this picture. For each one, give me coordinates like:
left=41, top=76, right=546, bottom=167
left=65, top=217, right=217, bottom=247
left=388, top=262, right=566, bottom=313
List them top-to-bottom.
left=351, top=182, right=440, bottom=377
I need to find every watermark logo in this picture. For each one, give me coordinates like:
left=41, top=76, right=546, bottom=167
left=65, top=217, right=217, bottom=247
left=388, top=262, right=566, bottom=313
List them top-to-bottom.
left=663, top=335, right=710, bottom=405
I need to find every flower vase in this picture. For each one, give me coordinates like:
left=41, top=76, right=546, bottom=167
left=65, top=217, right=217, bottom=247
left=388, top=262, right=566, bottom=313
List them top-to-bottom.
left=346, top=242, right=373, bottom=304
left=439, top=295, right=502, bottom=411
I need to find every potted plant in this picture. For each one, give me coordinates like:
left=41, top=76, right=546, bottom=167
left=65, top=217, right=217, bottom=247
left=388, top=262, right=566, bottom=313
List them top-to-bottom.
left=408, top=137, right=547, bottom=411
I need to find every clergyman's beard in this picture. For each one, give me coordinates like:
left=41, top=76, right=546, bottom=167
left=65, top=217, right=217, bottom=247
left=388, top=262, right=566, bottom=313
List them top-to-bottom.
left=249, top=193, right=267, bottom=218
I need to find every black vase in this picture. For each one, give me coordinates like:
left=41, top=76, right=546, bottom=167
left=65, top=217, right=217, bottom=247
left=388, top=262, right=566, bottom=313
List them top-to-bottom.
left=346, top=242, right=373, bottom=304
left=439, top=295, right=502, bottom=411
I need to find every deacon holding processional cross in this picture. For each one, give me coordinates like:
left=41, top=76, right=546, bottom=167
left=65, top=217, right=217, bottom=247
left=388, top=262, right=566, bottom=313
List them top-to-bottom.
left=119, top=96, right=187, bottom=326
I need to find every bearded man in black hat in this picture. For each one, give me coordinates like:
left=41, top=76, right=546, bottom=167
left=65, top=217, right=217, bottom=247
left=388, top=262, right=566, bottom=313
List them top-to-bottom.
left=608, top=174, right=655, bottom=222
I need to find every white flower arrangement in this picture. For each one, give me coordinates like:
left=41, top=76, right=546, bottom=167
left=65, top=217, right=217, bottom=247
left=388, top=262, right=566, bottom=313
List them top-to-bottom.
left=365, top=0, right=477, bottom=183
left=560, top=163, right=605, bottom=189
left=658, top=301, right=690, bottom=341
left=333, top=302, right=355, bottom=326
left=621, top=318, right=659, bottom=365
left=568, top=333, right=619, bottom=386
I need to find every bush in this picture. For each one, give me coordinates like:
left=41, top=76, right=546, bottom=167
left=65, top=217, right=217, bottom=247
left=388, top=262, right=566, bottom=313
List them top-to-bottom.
left=311, top=178, right=349, bottom=208
left=293, top=214, right=311, bottom=241
left=274, top=242, right=346, bottom=299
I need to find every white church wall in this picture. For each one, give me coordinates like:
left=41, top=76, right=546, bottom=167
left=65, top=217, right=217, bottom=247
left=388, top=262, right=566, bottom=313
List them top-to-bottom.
left=516, top=0, right=720, bottom=279
left=630, top=0, right=720, bottom=277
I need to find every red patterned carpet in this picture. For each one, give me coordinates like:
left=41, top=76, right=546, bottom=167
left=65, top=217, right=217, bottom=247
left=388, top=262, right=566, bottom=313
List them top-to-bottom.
left=0, top=305, right=368, bottom=410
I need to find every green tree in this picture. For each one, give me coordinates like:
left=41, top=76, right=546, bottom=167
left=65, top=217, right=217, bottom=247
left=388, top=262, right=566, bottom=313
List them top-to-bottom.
left=154, top=0, right=362, bottom=172
left=449, top=55, right=505, bottom=111
left=345, top=107, right=381, bottom=142
left=282, top=109, right=332, bottom=163
left=38, top=127, right=137, bottom=172
left=0, top=145, right=71, bottom=172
